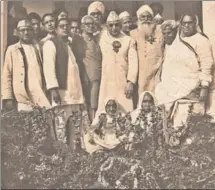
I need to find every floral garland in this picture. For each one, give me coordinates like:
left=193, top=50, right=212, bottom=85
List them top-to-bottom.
left=2, top=105, right=215, bottom=189
left=97, top=156, right=143, bottom=189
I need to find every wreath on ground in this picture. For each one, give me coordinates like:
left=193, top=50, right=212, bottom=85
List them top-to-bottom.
left=1, top=107, right=215, bottom=189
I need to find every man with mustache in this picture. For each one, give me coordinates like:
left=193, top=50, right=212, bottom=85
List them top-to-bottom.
left=87, top=1, right=106, bottom=36
left=130, top=5, right=164, bottom=98
left=96, top=11, right=138, bottom=115
left=40, top=13, right=56, bottom=46
left=73, top=15, right=102, bottom=123
left=2, top=20, right=51, bottom=111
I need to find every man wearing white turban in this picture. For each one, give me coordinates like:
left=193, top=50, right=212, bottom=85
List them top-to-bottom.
left=87, top=1, right=106, bottom=36
left=130, top=5, right=164, bottom=98
left=96, top=11, right=138, bottom=115
left=119, top=11, right=132, bottom=36
left=2, top=20, right=51, bottom=112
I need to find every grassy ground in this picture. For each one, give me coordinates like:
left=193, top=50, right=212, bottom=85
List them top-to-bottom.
left=1, top=108, right=215, bottom=189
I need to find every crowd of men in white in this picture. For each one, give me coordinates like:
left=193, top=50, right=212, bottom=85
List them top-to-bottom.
left=2, top=1, right=214, bottom=151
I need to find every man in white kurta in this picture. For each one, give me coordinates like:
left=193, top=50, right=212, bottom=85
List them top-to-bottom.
left=130, top=5, right=164, bottom=96
left=96, top=11, right=138, bottom=115
left=40, top=13, right=56, bottom=47
left=155, top=16, right=214, bottom=129
left=43, top=18, right=84, bottom=149
left=2, top=20, right=51, bottom=112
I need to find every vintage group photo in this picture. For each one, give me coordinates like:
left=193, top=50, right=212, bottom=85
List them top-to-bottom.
left=1, top=0, right=215, bottom=189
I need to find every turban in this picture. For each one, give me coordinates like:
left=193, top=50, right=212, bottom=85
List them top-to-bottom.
left=88, top=1, right=105, bottom=15
left=136, top=5, right=154, bottom=18
left=106, top=11, right=120, bottom=23
left=119, top=11, right=131, bottom=20
left=81, top=15, right=94, bottom=24
left=17, top=20, right=32, bottom=29
left=161, top=20, right=178, bottom=31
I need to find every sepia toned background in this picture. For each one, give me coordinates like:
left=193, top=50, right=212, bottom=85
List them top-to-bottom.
left=1, top=0, right=215, bottom=115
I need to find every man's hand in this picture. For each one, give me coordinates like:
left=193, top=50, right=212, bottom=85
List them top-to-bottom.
left=125, top=81, right=134, bottom=99
left=199, top=87, right=209, bottom=102
left=50, top=89, right=61, bottom=105
left=4, top=99, right=15, bottom=111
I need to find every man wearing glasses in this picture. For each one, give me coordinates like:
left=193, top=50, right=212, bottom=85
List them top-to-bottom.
left=87, top=1, right=106, bottom=36
left=96, top=11, right=138, bottom=115
left=73, top=15, right=102, bottom=123
left=43, top=18, right=84, bottom=149
left=2, top=20, right=51, bottom=112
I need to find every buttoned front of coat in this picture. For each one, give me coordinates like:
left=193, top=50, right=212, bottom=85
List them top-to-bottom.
left=130, top=25, right=164, bottom=95
left=96, top=30, right=138, bottom=114
left=2, top=41, right=50, bottom=108
left=2, top=42, right=31, bottom=104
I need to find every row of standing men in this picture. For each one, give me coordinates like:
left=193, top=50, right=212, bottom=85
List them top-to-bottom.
left=2, top=1, right=214, bottom=128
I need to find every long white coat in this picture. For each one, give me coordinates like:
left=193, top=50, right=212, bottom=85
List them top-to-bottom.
left=96, top=30, right=138, bottom=114
left=2, top=41, right=51, bottom=108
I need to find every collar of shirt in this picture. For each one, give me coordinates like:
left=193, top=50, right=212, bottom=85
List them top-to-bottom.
left=82, top=33, right=93, bottom=41
left=68, top=36, right=73, bottom=44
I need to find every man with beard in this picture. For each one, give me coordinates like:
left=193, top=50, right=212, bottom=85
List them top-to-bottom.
left=87, top=1, right=106, bottom=36
left=130, top=5, right=164, bottom=98
left=96, top=11, right=138, bottom=115
left=119, top=11, right=132, bottom=36
left=28, top=12, right=42, bottom=42
left=40, top=13, right=56, bottom=46
left=74, top=15, right=102, bottom=123
left=43, top=18, right=84, bottom=149
left=2, top=20, right=51, bottom=111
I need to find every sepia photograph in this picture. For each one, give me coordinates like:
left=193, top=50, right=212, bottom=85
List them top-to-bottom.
left=1, top=0, right=215, bottom=189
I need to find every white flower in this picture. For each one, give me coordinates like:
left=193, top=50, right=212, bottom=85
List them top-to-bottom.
left=185, top=138, right=192, bottom=145
left=17, top=171, right=25, bottom=180
left=133, top=177, right=138, bottom=189
left=116, top=180, right=121, bottom=185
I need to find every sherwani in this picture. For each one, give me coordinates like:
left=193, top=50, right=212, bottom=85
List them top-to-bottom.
left=130, top=25, right=163, bottom=96
left=96, top=30, right=138, bottom=114
left=2, top=41, right=51, bottom=111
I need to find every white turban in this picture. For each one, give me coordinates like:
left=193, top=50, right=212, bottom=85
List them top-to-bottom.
left=88, top=1, right=105, bottom=15
left=136, top=5, right=154, bottom=18
left=106, top=11, right=120, bottom=23
left=119, top=11, right=131, bottom=20
left=81, top=15, right=94, bottom=24
left=17, top=20, right=32, bottom=29
left=161, top=20, right=178, bottom=31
